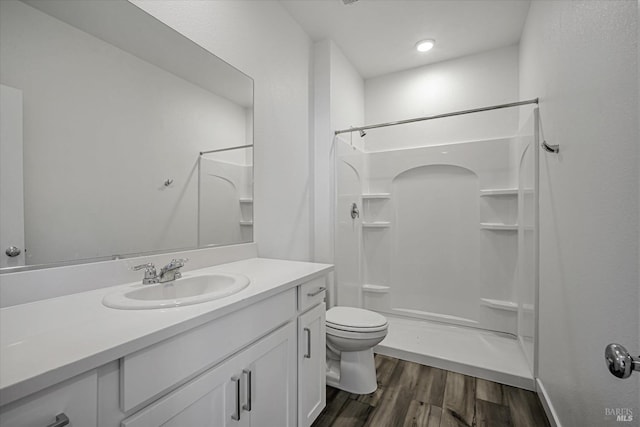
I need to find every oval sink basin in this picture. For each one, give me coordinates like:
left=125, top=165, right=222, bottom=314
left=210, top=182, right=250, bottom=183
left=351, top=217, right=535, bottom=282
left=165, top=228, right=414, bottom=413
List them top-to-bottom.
left=103, top=272, right=250, bottom=309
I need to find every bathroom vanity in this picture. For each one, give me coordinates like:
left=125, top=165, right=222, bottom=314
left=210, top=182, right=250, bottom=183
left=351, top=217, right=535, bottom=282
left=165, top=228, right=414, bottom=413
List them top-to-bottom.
left=0, top=258, right=330, bottom=427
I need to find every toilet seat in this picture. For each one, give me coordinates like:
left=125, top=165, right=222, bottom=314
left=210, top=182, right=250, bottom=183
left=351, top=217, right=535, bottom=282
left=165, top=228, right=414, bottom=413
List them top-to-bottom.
left=326, top=306, right=388, bottom=333
left=326, top=324, right=388, bottom=340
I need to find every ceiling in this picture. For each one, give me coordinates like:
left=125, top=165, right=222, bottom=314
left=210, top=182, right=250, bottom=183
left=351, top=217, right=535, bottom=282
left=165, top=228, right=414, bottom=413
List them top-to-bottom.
left=280, top=0, right=531, bottom=79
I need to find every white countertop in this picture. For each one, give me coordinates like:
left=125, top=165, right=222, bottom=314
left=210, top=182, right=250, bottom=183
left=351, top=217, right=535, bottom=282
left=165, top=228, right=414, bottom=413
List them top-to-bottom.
left=0, top=258, right=332, bottom=406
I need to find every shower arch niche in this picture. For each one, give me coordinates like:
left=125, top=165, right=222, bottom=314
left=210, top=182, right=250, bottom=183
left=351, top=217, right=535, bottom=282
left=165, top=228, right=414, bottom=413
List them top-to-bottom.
left=389, top=164, right=481, bottom=325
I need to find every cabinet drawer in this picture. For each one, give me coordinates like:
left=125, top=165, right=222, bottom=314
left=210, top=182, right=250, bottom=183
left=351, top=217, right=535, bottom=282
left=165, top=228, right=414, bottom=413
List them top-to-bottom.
left=298, top=276, right=326, bottom=313
left=121, top=289, right=296, bottom=412
left=0, top=370, right=97, bottom=427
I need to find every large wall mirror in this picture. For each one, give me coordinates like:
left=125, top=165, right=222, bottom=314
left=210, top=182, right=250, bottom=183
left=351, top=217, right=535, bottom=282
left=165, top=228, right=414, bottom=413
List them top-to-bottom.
left=0, top=0, right=254, bottom=272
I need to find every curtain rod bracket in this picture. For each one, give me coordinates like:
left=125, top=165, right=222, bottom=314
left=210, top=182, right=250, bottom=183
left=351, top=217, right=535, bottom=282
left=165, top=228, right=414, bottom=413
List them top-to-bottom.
left=542, top=140, right=559, bottom=153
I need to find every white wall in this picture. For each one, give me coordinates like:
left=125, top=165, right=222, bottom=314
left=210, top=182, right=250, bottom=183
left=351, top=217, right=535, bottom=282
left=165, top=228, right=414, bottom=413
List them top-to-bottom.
left=0, top=0, right=247, bottom=265
left=133, top=0, right=313, bottom=261
left=520, top=1, right=639, bottom=426
left=312, top=40, right=364, bottom=306
left=313, top=40, right=365, bottom=264
left=329, top=44, right=366, bottom=144
left=364, top=45, right=521, bottom=151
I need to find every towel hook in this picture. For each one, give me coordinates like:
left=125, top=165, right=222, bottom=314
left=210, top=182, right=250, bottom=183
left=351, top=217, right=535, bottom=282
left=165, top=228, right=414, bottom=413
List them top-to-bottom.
left=541, top=140, right=559, bottom=154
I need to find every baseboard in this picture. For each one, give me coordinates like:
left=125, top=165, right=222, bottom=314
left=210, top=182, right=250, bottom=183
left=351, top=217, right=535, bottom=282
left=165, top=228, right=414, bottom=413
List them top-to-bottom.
left=536, top=378, right=562, bottom=427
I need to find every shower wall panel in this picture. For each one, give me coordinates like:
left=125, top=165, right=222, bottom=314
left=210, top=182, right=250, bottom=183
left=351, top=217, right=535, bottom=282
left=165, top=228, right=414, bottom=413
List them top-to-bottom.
left=516, top=112, right=537, bottom=373
left=353, top=138, right=521, bottom=334
left=335, top=140, right=364, bottom=307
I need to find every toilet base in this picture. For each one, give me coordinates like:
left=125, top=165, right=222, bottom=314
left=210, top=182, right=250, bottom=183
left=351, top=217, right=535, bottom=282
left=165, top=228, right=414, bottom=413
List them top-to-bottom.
left=326, top=348, right=378, bottom=395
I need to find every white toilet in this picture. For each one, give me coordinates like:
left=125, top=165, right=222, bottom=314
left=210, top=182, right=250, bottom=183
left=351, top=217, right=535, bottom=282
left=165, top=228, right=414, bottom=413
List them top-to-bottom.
left=325, top=306, right=388, bottom=394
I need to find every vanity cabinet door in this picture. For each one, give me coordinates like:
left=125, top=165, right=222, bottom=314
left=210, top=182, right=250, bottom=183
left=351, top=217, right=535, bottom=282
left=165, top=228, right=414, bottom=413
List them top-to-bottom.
left=298, top=303, right=326, bottom=427
left=242, top=321, right=297, bottom=427
left=121, top=322, right=296, bottom=427
left=121, top=353, right=243, bottom=427
left=145, top=381, right=243, bottom=427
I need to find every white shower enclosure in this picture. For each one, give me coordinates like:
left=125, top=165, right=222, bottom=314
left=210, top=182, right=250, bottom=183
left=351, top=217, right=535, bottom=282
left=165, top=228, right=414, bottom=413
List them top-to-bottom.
left=334, top=109, right=539, bottom=375
left=198, top=146, right=253, bottom=247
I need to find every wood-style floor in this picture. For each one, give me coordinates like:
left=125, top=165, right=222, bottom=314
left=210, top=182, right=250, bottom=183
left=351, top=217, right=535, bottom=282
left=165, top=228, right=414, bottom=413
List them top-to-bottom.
left=312, top=354, right=550, bottom=427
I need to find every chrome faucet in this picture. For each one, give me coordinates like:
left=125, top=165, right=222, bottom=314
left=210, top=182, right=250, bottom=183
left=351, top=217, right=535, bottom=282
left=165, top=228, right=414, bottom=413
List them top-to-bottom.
left=159, top=258, right=188, bottom=283
left=132, top=262, right=159, bottom=285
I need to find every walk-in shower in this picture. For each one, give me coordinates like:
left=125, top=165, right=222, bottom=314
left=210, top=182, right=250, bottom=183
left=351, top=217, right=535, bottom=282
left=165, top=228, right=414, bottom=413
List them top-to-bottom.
left=333, top=101, right=540, bottom=389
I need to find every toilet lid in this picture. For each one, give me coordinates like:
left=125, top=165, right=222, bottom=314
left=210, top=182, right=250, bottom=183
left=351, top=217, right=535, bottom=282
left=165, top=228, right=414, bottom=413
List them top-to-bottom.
left=326, top=307, right=388, bottom=331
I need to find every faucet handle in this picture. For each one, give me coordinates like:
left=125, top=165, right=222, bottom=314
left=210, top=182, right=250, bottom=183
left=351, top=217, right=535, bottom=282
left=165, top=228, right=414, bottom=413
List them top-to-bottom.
left=170, top=258, right=188, bottom=267
left=133, top=262, right=155, bottom=271
left=132, top=263, right=159, bottom=284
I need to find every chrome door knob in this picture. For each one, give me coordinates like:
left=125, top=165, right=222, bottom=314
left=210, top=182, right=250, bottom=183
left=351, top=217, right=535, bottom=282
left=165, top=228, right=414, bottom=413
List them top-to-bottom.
left=5, top=246, right=21, bottom=257
left=605, top=343, right=640, bottom=379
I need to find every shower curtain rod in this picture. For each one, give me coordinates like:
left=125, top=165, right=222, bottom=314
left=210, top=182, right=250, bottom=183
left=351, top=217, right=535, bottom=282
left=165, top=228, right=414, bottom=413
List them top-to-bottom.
left=334, top=98, right=539, bottom=136
left=199, top=144, right=253, bottom=155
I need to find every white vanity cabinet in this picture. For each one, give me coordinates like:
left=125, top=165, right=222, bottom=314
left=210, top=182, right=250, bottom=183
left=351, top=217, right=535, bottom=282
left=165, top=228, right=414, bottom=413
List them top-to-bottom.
left=0, top=264, right=332, bottom=427
left=297, top=277, right=327, bottom=427
left=121, top=322, right=296, bottom=427
left=0, top=370, right=98, bottom=427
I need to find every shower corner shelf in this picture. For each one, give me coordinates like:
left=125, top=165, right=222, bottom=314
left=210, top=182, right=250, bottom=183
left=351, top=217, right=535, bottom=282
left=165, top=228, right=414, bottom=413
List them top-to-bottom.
left=480, top=188, right=518, bottom=196
left=480, top=188, right=535, bottom=196
left=361, top=193, right=391, bottom=200
left=239, top=197, right=253, bottom=204
left=239, top=220, right=253, bottom=226
left=362, top=221, right=391, bottom=228
left=480, top=223, right=518, bottom=231
left=362, top=284, right=390, bottom=293
left=480, top=298, right=518, bottom=312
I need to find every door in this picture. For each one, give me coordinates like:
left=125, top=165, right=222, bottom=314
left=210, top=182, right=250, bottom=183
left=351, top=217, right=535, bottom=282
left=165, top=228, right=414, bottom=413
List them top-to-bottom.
left=0, top=84, right=25, bottom=268
left=298, top=303, right=326, bottom=427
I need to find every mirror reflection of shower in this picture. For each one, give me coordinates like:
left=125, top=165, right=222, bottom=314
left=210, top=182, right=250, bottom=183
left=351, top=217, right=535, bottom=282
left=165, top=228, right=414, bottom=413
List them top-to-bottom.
left=198, top=145, right=253, bottom=248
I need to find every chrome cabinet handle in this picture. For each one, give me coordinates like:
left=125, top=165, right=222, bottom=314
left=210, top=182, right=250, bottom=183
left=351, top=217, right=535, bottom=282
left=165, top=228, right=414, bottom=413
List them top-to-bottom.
left=307, top=287, right=326, bottom=297
left=304, top=327, right=311, bottom=358
left=605, top=343, right=640, bottom=379
left=242, top=369, right=252, bottom=412
left=231, top=376, right=241, bottom=421
left=46, top=413, right=69, bottom=427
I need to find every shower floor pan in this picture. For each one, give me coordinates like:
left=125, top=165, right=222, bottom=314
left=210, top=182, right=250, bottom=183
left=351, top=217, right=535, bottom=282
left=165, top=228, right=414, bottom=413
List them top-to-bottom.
left=375, top=314, right=535, bottom=390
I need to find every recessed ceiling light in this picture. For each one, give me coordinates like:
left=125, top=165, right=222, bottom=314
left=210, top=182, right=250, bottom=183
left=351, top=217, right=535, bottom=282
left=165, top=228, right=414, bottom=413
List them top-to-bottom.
left=416, top=39, right=435, bottom=53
